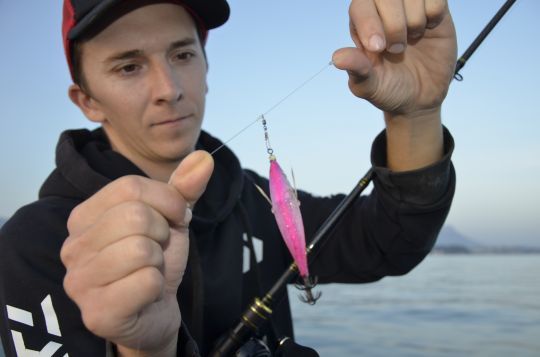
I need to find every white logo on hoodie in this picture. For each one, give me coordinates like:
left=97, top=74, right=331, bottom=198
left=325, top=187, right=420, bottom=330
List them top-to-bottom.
left=243, top=234, right=264, bottom=273
left=6, top=294, right=68, bottom=356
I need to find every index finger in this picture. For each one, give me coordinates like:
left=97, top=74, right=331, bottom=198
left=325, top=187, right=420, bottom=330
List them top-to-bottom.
left=349, top=0, right=386, bottom=52
left=68, top=175, right=187, bottom=236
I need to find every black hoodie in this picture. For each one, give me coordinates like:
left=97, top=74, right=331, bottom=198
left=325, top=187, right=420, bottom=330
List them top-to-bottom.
left=0, top=127, right=455, bottom=356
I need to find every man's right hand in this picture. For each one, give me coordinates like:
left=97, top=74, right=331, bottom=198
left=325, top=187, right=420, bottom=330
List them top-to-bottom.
left=60, top=150, right=214, bottom=356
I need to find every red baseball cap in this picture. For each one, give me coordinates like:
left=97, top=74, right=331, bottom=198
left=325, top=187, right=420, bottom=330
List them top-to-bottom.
left=62, top=0, right=230, bottom=80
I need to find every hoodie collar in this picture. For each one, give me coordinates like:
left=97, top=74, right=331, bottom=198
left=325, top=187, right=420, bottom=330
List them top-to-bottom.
left=39, top=127, right=244, bottom=227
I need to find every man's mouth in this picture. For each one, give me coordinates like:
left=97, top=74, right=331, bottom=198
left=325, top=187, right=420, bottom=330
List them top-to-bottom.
left=152, top=115, right=192, bottom=126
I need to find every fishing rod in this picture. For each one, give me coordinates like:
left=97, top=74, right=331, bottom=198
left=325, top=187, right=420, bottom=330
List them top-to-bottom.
left=454, top=0, right=517, bottom=80
left=210, top=1, right=518, bottom=355
left=210, top=169, right=373, bottom=356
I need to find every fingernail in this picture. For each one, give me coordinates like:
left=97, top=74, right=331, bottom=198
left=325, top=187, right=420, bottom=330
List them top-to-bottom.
left=368, top=34, right=385, bottom=52
left=388, top=43, right=405, bottom=54
left=331, top=51, right=343, bottom=65
left=169, top=150, right=212, bottom=185
left=183, top=151, right=210, bottom=173
left=181, top=207, right=192, bottom=226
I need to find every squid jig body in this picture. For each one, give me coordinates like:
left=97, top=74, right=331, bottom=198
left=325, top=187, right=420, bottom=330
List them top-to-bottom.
left=254, top=115, right=321, bottom=304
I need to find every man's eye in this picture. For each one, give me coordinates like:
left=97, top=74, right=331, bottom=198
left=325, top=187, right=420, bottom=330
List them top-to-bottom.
left=175, top=52, right=195, bottom=61
left=119, top=64, right=139, bottom=74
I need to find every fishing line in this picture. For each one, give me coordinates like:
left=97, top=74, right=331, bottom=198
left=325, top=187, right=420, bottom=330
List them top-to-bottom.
left=210, top=0, right=520, bottom=353
left=209, top=61, right=333, bottom=155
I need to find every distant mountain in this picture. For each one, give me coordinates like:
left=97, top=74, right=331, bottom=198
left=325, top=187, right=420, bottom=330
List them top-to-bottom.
left=0, top=218, right=536, bottom=253
left=434, top=225, right=540, bottom=254
left=435, top=226, right=481, bottom=249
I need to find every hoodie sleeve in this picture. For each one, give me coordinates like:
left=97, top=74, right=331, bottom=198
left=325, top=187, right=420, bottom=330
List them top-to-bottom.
left=302, top=127, right=455, bottom=283
left=0, top=198, right=107, bottom=356
left=0, top=199, right=203, bottom=357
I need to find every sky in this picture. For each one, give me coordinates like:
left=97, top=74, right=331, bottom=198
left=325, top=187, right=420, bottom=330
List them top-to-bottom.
left=0, top=0, right=539, bottom=247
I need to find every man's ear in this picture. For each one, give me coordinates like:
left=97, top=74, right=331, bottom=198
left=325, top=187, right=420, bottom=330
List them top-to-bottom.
left=68, top=84, right=106, bottom=123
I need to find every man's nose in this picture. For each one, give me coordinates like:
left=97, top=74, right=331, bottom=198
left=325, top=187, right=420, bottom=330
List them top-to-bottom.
left=151, top=61, right=183, bottom=104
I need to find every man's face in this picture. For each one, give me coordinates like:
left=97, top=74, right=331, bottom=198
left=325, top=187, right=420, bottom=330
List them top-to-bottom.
left=76, top=3, right=207, bottom=165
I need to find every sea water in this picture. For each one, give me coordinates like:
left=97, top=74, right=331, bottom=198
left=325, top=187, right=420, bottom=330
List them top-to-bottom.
left=290, top=254, right=540, bottom=356
left=1, top=255, right=538, bottom=356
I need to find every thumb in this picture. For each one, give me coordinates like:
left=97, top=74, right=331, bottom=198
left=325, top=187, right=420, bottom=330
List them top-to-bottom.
left=332, top=46, right=378, bottom=99
left=169, top=150, right=214, bottom=207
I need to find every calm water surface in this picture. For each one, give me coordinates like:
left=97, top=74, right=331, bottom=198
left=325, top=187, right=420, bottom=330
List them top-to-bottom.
left=290, top=254, right=540, bottom=356
left=1, top=255, right=538, bottom=356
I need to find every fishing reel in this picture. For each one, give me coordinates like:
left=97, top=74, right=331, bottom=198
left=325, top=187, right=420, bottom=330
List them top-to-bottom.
left=209, top=294, right=320, bottom=357
left=232, top=337, right=319, bottom=357
left=234, top=337, right=272, bottom=357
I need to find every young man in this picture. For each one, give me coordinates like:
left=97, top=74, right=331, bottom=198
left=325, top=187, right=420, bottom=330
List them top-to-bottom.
left=0, top=0, right=457, bottom=356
